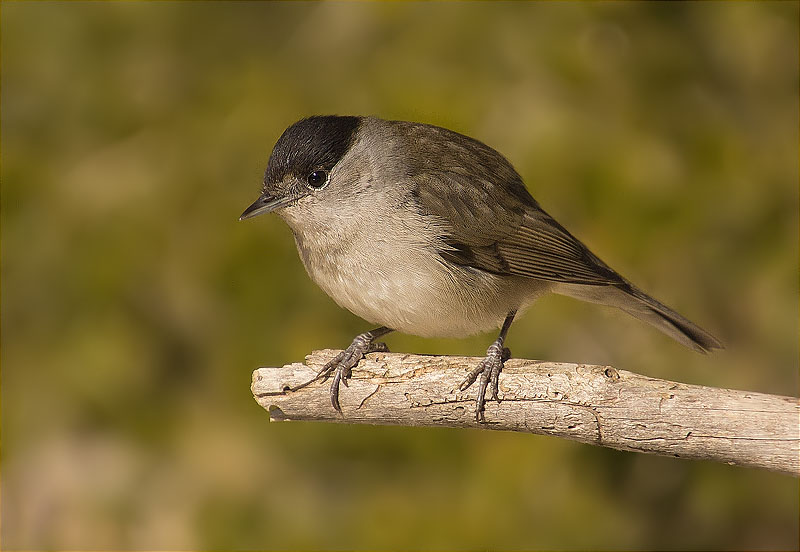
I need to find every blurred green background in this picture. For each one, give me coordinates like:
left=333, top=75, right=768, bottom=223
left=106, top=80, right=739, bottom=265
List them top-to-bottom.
left=2, top=1, right=798, bottom=549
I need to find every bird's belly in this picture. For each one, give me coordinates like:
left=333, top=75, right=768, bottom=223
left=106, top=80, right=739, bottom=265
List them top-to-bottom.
left=296, top=239, right=541, bottom=338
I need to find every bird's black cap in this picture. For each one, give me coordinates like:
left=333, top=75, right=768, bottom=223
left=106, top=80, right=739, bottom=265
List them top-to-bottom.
left=264, top=115, right=361, bottom=185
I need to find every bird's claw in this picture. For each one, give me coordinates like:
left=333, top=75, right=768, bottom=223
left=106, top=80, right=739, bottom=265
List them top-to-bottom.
left=319, top=335, right=390, bottom=413
left=459, top=344, right=511, bottom=422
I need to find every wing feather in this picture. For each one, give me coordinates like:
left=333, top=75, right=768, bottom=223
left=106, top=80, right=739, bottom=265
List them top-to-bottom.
left=394, top=121, right=625, bottom=287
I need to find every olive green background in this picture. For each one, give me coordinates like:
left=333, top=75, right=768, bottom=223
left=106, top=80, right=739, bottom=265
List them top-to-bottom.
left=2, top=1, right=798, bottom=549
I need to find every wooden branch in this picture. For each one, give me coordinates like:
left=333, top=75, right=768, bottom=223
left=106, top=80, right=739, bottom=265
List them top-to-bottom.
left=251, top=350, right=800, bottom=477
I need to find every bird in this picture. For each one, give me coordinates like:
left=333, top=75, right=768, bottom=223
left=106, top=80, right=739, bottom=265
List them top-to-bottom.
left=240, top=115, right=723, bottom=421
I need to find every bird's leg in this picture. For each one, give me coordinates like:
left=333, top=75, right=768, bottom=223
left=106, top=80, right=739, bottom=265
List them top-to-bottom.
left=459, top=310, right=516, bottom=422
left=316, top=326, right=393, bottom=413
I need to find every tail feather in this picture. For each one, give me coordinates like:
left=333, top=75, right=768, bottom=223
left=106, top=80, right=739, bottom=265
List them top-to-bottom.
left=556, top=282, right=724, bottom=353
left=621, top=284, right=723, bottom=353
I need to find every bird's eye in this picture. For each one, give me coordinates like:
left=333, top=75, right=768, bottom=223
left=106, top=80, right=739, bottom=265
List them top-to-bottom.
left=306, top=170, right=329, bottom=189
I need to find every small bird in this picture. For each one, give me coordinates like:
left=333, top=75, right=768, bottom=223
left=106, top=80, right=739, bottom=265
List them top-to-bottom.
left=241, top=115, right=723, bottom=421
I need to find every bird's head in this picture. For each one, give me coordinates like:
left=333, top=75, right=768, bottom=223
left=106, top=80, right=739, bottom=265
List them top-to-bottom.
left=239, top=115, right=361, bottom=221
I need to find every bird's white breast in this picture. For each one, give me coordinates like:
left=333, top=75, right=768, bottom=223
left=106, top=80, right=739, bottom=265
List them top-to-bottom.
left=281, top=195, right=540, bottom=338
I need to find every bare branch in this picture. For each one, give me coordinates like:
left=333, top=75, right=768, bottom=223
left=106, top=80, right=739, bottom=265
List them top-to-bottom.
left=251, top=350, right=800, bottom=477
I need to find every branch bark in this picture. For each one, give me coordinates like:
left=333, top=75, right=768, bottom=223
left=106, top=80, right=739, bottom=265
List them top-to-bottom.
left=251, top=350, right=800, bottom=477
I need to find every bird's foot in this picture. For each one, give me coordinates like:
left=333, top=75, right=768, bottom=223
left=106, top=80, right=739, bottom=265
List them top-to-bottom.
left=318, top=332, right=390, bottom=413
left=459, top=342, right=511, bottom=422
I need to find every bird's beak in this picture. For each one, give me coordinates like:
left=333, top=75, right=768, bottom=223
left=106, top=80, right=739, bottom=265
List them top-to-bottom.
left=239, top=192, right=294, bottom=221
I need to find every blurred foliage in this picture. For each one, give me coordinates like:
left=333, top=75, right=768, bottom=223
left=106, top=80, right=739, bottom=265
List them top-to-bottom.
left=2, top=1, right=798, bottom=550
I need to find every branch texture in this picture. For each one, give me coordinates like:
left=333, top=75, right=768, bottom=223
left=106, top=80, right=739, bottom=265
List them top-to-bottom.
left=251, top=350, right=800, bottom=476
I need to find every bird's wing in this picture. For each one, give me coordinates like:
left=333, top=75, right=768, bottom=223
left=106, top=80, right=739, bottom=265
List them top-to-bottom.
left=413, top=169, right=625, bottom=286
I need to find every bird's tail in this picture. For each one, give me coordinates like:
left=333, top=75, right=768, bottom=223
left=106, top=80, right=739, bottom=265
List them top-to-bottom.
left=556, top=282, right=724, bottom=353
